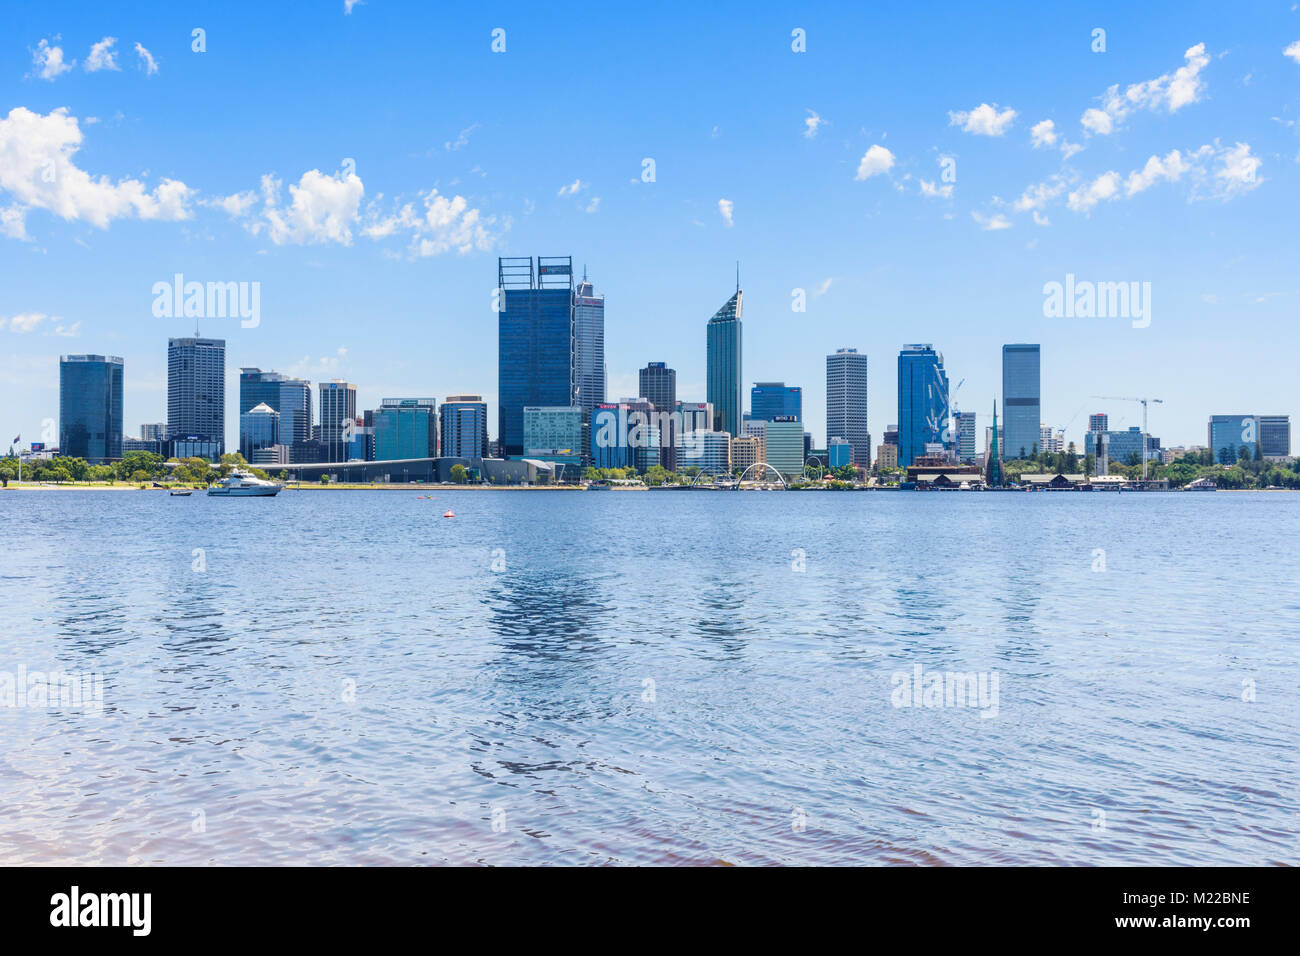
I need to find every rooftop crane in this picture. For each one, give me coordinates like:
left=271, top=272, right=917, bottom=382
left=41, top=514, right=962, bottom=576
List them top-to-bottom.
left=1091, top=395, right=1164, bottom=479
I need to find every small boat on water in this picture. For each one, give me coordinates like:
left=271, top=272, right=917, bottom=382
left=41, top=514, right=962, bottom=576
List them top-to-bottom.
left=207, top=468, right=282, bottom=497
left=169, top=488, right=193, bottom=497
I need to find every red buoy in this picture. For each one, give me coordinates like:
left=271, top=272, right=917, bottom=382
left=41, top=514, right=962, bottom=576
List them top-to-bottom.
left=443, top=510, right=455, bottom=518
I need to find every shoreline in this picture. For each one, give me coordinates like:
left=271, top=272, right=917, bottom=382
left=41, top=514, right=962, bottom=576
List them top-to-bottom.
left=2, top=481, right=1295, bottom=493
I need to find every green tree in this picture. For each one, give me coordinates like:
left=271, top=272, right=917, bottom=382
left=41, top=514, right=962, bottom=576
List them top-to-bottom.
left=450, top=463, right=468, bottom=483
left=0, top=465, right=13, bottom=487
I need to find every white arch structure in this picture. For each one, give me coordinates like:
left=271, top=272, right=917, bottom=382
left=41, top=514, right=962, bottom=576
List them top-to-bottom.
left=737, top=462, right=789, bottom=488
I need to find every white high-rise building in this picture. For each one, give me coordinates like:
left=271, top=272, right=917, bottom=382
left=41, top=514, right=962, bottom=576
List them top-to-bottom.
left=826, top=348, right=869, bottom=467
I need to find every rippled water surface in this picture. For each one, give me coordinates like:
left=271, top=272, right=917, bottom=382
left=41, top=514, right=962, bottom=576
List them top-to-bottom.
left=1, top=488, right=1296, bottom=865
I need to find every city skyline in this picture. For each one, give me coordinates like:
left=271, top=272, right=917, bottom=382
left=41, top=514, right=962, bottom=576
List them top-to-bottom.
left=3, top=3, right=1299, bottom=454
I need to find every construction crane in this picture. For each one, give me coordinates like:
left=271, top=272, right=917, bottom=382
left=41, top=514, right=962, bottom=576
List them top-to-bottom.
left=1091, top=395, right=1164, bottom=479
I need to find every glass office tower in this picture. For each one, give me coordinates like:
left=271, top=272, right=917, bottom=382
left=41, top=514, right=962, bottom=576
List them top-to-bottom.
left=498, top=256, right=575, bottom=458
left=574, top=271, right=606, bottom=413
left=706, top=289, right=743, bottom=438
left=167, top=337, right=226, bottom=455
left=897, top=344, right=949, bottom=468
left=1001, top=344, right=1041, bottom=460
left=826, top=348, right=869, bottom=467
left=59, top=354, right=124, bottom=463
left=639, top=362, right=677, bottom=470
left=319, top=381, right=357, bottom=463
left=750, top=382, right=802, bottom=421
left=440, top=395, right=489, bottom=460
left=374, top=398, right=438, bottom=460
left=954, top=410, right=977, bottom=463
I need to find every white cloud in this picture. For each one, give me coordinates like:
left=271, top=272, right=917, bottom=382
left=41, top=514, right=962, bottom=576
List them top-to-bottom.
left=345, top=0, right=364, bottom=12
left=85, top=37, right=120, bottom=72
left=30, top=38, right=74, bottom=80
left=1286, top=40, right=1300, bottom=65
left=1082, top=42, right=1210, bottom=136
left=134, top=43, right=158, bottom=75
left=948, top=103, right=1017, bottom=136
left=0, top=107, right=193, bottom=236
left=1080, top=108, right=1113, bottom=136
left=803, top=109, right=824, bottom=139
left=1030, top=119, right=1057, bottom=148
left=445, top=123, right=480, bottom=151
left=1211, top=142, right=1262, bottom=199
left=855, top=144, right=895, bottom=179
left=1125, top=149, right=1192, bottom=196
left=260, top=169, right=364, bottom=245
left=1067, top=171, right=1122, bottom=213
left=1012, top=177, right=1066, bottom=213
left=557, top=179, right=585, bottom=197
left=919, top=179, right=953, bottom=198
left=360, top=188, right=501, bottom=256
left=585, top=196, right=600, bottom=213
left=718, top=198, right=734, bottom=227
left=971, top=210, right=1012, bottom=230
left=1032, top=210, right=1050, bottom=226
left=813, top=277, right=833, bottom=297
left=4, top=312, right=51, bottom=332
left=53, top=320, right=81, bottom=337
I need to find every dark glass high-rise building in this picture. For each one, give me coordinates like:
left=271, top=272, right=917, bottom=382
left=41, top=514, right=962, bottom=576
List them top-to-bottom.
left=498, top=256, right=575, bottom=458
left=574, top=272, right=605, bottom=413
left=706, top=289, right=743, bottom=438
left=167, top=337, right=225, bottom=455
left=897, top=344, right=949, bottom=468
left=1002, top=344, right=1041, bottom=461
left=826, top=348, right=869, bottom=467
left=59, top=354, right=124, bottom=463
left=639, top=362, right=677, bottom=470
left=238, top=367, right=312, bottom=457
left=319, top=381, right=357, bottom=463
left=751, top=382, right=802, bottom=421
left=440, top=394, right=489, bottom=459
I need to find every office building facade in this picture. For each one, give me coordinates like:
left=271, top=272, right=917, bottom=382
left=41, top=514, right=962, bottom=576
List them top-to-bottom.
left=499, top=256, right=575, bottom=457
left=574, top=272, right=606, bottom=413
left=706, top=289, right=743, bottom=438
left=167, top=337, right=225, bottom=454
left=1002, top=344, right=1041, bottom=460
left=897, top=345, right=949, bottom=468
left=826, top=347, right=869, bottom=467
left=59, top=354, right=124, bottom=463
left=640, top=362, right=677, bottom=470
left=319, top=381, right=357, bottom=463
left=750, top=382, right=802, bottom=421
left=440, top=395, right=489, bottom=460
left=374, top=398, right=438, bottom=460
left=239, top=402, right=279, bottom=459
left=523, top=406, right=583, bottom=469
left=954, top=410, right=977, bottom=463
left=1259, top=415, right=1291, bottom=459
left=764, top=417, right=805, bottom=478
left=678, top=430, right=731, bottom=476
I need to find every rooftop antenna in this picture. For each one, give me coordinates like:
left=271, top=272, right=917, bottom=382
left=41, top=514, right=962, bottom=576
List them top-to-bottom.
left=735, top=260, right=740, bottom=293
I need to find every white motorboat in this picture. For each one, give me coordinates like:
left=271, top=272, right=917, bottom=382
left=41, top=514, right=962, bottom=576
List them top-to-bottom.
left=207, top=468, right=282, bottom=497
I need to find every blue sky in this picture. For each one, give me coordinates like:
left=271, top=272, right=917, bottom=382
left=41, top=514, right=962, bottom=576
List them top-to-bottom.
left=2, top=0, right=1299, bottom=453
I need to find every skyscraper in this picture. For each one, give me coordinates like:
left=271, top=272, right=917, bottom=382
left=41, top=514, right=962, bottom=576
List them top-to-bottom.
left=498, top=256, right=575, bottom=457
left=574, top=271, right=606, bottom=413
left=706, top=288, right=742, bottom=438
left=167, top=337, right=225, bottom=455
left=897, top=344, right=949, bottom=468
left=1002, top=344, right=1041, bottom=461
left=826, top=348, right=869, bottom=467
left=59, top=354, right=124, bottom=463
left=639, top=362, right=677, bottom=470
left=639, top=362, right=676, bottom=414
left=279, top=378, right=313, bottom=449
left=319, top=380, right=357, bottom=463
left=750, top=382, right=802, bottom=421
left=440, top=395, right=489, bottom=459
left=374, top=398, right=438, bottom=460
left=239, top=403, right=279, bottom=460
left=954, top=410, right=977, bottom=463
left=1088, top=412, right=1108, bottom=434
left=1259, top=415, right=1291, bottom=459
